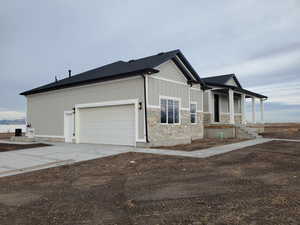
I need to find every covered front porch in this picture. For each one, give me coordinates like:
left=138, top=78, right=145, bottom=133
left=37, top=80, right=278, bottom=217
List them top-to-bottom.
left=206, top=87, right=267, bottom=125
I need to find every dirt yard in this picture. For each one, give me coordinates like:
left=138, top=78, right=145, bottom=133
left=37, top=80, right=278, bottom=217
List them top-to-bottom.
left=262, top=123, right=300, bottom=139
left=154, top=138, right=250, bottom=151
left=0, top=140, right=299, bottom=225
left=0, top=143, right=50, bottom=152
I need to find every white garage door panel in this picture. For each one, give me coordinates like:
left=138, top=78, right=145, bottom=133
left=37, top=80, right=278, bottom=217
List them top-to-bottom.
left=79, top=105, right=135, bottom=146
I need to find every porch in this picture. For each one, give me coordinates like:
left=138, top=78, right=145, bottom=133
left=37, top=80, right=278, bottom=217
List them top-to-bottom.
left=205, top=88, right=267, bottom=125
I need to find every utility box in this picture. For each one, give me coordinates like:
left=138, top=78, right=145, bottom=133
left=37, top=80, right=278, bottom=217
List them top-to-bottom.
left=15, top=129, right=22, bottom=136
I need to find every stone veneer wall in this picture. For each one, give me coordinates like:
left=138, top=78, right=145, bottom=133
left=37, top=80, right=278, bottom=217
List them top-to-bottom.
left=147, top=108, right=204, bottom=147
left=203, top=113, right=212, bottom=125
left=220, top=113, right=230, bottom=123
left=234, top=115, right=242, bottom=124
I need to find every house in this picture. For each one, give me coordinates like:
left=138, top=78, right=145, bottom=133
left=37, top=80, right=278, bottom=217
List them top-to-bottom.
left=20, top=50, right=267, bottom=146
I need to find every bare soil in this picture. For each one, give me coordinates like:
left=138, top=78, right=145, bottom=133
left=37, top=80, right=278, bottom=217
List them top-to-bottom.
left=262, top=123, right=300, bottom=139
left=154, top=138, right=250, bottom=151
left=0, top=140, right=299, bottom=225
left=0, top=143, right=51, bottom=152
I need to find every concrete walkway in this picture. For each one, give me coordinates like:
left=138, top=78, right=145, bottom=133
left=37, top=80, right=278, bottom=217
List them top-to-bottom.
left=0, top=138, right=275, bottom=178
left=136, top=138, right=272, bottom=158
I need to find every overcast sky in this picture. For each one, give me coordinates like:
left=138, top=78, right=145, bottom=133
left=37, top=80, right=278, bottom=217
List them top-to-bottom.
left=1, top=0, right=300, bottom=122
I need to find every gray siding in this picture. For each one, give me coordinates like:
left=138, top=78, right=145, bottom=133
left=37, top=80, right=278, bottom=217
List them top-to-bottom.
left=153, top=60, right=187, bottom=83
left=26, top=77, right=145, bottom=139
left=148, top=77, right=190, bottom=108
left=226, top=78, right=238, bottom=86
left=190, top=88, right=203, bottom=111
left=203, top=91, right=209, bottom=112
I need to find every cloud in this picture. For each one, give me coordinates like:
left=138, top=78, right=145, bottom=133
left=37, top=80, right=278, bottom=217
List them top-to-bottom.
left=1, top=0, right=300, bottom=122
left=203, top=46, right=300, bottom=82
left=0, top=110, right=25, bottom=120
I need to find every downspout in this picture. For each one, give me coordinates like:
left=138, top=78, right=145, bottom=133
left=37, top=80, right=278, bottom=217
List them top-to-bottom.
left=142, top=75, right=149, bottom=143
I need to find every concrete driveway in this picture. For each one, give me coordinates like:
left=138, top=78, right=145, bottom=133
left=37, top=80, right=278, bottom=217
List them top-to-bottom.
left=0, top=138, right=273, bottom=178
left=0, top=142, right=135, bottom=178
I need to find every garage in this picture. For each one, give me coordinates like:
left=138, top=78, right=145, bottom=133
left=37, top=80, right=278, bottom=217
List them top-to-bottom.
left=77, top=104, right=136, bottom=146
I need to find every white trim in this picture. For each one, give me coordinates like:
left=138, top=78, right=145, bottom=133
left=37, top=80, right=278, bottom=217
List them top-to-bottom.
left=145, top=75, right=149, bottom=140
left=27, top=76, right=141, bottom=97
left=149, top=76, right=188, bottom=86
left=190, top=87, right=202, bottom=91
left=159, top=95, right=181, bottom=125
left=75, top=98, right=139, bottom=146
left=260, top=98, right=264, bottom=123
left=75, top=99, right=138, bottom=109
left=147, top=104, right=160, bottom=109
left=181, top=107, right=190, bottom=111
left=35, top=135, right=64, bottom=138
left=136, top=138, right=146, bottom=143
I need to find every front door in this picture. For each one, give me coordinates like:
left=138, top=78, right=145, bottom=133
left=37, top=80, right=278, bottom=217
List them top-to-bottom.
left=214, top=94, right=220, bottom=122
left=64, top=111, right=74, bottom=143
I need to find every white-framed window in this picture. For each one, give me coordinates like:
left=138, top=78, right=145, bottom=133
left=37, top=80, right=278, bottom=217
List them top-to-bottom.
left=160, top=97, right=180, bottom=124
left=190, top=102, right=197, bottom=124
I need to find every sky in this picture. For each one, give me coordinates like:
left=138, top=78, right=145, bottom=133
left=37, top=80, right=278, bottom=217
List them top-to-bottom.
left=1, top=0, right=300, bottom=122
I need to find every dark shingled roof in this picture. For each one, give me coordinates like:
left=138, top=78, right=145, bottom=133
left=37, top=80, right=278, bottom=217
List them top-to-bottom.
left=21, top=49, right=206, bottom=95
left=202, top=74, right=242, bottom=88
left=203, top=74, right=267, bottom=99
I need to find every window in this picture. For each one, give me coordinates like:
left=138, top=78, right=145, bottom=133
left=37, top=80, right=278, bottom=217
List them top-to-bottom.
left=160, top=98, right=180, bottom=124
left=190, top=103, right=197, bottom=124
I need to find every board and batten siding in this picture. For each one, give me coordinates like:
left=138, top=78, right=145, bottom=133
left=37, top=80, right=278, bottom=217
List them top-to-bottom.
left=148, top=60, right=203, bottom=110
left=153, top=60, right=188, bottom=83
left=26, top=77, right=145, bottom=139
left=148, top=77, right=190, bottom=108
left=225, top=78, right=238, bottom=87
left=190, top=87, right=203, bottom=111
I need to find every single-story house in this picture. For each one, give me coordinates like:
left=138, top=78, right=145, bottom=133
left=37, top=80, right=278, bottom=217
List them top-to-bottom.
left=21, top=50, right=267, bottom=146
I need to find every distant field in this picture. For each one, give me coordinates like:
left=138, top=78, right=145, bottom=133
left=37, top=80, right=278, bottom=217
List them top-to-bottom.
left=263, top=123, right=300, bottom=139
left=0, top=125, right=26, bottom=133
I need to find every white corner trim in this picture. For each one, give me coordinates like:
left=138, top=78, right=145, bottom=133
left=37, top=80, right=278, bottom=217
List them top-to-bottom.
left=149, top=76, right=188, bottom=86
left=75, top=99, right=140, bottom=146
left=147, top=104, right=160, bottom=109
left=181, top=107, right=190, bottom=111
left=35, top=135, right=65, bottom=138
left=136, top=138, right=146, bottom=143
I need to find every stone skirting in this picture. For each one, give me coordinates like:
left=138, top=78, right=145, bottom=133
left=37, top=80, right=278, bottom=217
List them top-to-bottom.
left=147, top=108, right=204, bottom=147
left=203, top=113, right=212, bottom=125
left=220, top=113, right=230, bottom=124
left=234, top=114, right=242, bottom=124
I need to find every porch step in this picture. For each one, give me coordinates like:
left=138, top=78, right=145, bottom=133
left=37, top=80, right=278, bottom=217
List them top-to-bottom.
left=235, top=124, right=262, bottom=139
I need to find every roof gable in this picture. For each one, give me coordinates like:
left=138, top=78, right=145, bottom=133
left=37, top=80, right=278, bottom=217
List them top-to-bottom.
left=202, top=74, right=242, bottom=88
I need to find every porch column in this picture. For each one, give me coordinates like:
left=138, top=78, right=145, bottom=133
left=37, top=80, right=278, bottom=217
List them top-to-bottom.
left=229, top=89, right=235, bottom=124
left=208, top=90, right=213, bottom=122
left=241, top=94, right=246, bottom=124
left=252, top=97, right=256, bottom=123
left=260, top=98, right=264, bottom=123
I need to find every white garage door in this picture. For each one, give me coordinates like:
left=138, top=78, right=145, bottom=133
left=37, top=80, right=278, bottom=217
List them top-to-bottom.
left=78, top=104, right=135, bottom=146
